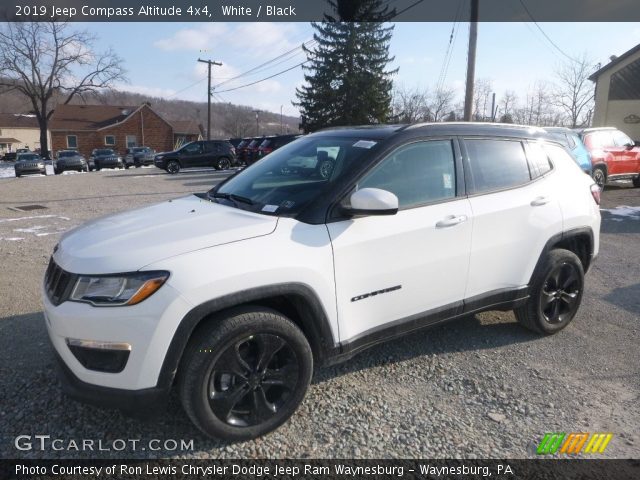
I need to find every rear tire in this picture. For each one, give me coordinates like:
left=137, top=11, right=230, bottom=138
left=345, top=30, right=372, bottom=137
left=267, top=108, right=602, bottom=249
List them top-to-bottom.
left=216, top=157, right=231, bottom=171
left=592, top=166, right=606, bottom=190
left=515, top=249, right=584, bottom=335
left=178, top=308, right=313, bottom=441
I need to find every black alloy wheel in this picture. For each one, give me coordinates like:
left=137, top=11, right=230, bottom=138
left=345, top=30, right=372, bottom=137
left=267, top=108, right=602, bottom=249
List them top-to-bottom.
left=217, top=157, right=231, bottom=171
left=166, top=160, right=180, bottom=174
left=514, top=249, right=584, bottom=334
left=540, top=262, right=582, bottom=324
left=179, top=308, right=313, bottom=440
left=207, top=333, right=299, bottom=427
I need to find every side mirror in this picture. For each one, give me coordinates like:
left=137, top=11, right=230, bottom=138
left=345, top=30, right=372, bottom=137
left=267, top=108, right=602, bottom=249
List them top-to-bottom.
left=625, top=142, right=635, bottom=150
left=343, top=188, right=399, bottom=216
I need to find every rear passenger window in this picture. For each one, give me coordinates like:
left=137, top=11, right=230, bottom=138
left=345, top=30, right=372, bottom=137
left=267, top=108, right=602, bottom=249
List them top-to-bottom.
left=465, top=139, right=530, bottom=194
left=358, top=140, right=456, bottom=209
left=527, top=142, right=553, bottom=178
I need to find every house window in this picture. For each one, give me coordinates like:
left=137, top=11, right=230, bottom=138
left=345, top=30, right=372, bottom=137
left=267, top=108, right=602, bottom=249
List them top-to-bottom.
left=67, top=135, right=78, bottom=149
left=104, top=135, right=115, bottom=146
left=126, top=135, right=137, bottom=148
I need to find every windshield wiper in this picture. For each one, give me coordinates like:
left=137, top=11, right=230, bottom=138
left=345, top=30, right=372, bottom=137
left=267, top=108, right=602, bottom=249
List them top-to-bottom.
left=211, top=191, right=255, bottom=206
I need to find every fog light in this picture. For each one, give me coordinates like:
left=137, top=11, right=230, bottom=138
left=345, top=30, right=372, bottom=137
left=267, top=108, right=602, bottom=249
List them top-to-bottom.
left=66, top=338, right=131, bottom=373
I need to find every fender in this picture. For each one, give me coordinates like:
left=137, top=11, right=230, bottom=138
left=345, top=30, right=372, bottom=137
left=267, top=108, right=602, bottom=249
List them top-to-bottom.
left=530, top=227, right=595, bottom=282
left=155, top=283, right=337, bottom=389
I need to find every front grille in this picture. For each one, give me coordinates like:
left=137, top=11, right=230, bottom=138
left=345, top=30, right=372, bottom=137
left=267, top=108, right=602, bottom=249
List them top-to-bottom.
left=45, top=258, right=76, bottom=306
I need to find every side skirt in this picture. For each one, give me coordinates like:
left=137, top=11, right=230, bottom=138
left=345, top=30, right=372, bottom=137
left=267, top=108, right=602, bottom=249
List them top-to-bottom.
left=325, top=286, right=529, bottom=366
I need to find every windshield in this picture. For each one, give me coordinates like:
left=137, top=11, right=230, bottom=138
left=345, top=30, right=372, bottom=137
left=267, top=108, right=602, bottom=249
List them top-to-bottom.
left=210, top=135, right=377, bottom=216
left=95, top=149, right=115, bottom=155
left=58, top=151, right=77, bottom=158
left=19, top=154, right=40, bottom=161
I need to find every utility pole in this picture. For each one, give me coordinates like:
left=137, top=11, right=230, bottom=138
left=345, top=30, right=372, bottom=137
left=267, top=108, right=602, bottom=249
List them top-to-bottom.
left=463, top=0, right=479, bottom=121
left=197, top=58, right=222, bottom=140
left=280, top=105, right=283, bottom=134
left=253, top=110, right=260, bottom=136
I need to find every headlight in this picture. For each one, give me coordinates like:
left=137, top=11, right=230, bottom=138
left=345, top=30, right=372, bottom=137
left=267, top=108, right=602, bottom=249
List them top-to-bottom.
left=155, top=155, right=164, bottom=160
left=70, top=271, right=169, bottom=306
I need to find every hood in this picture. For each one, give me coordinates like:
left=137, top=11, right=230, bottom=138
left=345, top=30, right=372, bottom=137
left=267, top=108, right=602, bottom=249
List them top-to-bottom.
left=55, top=195, right=278, bottom=274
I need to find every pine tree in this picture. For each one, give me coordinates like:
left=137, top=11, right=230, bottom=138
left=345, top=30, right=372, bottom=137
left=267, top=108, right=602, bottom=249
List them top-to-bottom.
left=294, top=1, right=397, bottom=133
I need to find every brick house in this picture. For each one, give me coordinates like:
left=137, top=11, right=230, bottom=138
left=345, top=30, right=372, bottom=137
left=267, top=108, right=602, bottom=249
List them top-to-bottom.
left=49, top=103, right=174, bottom=158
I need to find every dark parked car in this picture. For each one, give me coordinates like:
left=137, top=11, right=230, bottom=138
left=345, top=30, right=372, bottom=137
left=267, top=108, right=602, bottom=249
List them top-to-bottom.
left=576, top=127, right=640, bottom=188
left=257, top=134, right=301, bottom=160
left=244, top=137, right=266, bottom=165
left=227, top=138, right=243, bottom=148
left=235, top=138, right=253, bottom=164
left=154, top=140, right=237, bottom=174
left=125, top=146, right=155, bottom=168
left=90, top=149, right=124, bottom=170
left=55, top=150, right=88, bottom=174
left=3, top=152, right=17, bottom=162
left=14, top=153, right=45, bottom=177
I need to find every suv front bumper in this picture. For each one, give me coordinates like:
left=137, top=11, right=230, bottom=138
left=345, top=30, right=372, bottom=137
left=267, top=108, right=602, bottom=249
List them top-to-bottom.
left=43, top=278, right=193, bottom=396
left=54, top=351, right=170, bottom=412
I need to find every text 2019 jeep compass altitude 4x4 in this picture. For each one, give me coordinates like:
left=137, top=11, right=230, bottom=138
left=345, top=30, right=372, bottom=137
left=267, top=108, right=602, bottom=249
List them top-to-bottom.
left=43, top=123, right=601, bottom=440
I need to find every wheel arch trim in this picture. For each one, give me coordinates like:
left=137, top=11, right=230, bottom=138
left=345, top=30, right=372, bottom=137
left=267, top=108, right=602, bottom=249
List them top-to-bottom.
left=531, top=227, right=595, bottom=282
left=156, top=283, right=336, bottom=389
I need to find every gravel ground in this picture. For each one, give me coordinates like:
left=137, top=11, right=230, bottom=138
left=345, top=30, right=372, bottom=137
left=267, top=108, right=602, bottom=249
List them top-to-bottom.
left=0, top=169, right=638, bottom=459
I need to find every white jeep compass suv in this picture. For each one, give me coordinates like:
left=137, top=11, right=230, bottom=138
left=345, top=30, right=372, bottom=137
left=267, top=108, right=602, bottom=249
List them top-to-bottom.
left=43, top=123, right=601, bottom=440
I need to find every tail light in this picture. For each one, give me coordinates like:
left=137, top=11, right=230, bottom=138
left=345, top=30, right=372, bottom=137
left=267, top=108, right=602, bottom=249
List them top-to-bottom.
left=590, top=184, right=601, bottom=205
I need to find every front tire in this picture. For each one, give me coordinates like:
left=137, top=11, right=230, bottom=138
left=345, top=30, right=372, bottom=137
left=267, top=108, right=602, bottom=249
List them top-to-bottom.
left=166, top=160, right=181, bottom=174
left=633, top=175, right=640, bottom=188
left=515, top=249, right=584, bottom=334
left=178, top=308, right=313, bottom=441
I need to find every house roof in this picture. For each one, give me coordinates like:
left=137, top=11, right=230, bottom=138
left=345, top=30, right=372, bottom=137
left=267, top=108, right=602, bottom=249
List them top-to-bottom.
left=589, top=43, right=640, bottom=81
left=49, top=104, right=138, bottom=131
left=0, top=113, right=40, bottom=129
left=171, top=120, right=202, bottom=135
left=0, top=137, right=22, bottom=143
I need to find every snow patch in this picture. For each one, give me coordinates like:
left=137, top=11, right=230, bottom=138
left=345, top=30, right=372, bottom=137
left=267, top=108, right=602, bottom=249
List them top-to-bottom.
left=600, top=206, right=640, bottom=220
left=0, top=215, right=70, bottom=223
left=1, top=237, right=24, bottom=241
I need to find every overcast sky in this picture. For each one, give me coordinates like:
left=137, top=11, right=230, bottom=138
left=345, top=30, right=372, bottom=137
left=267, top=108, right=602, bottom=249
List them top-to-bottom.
left=83, top=22, right=640, bottom=117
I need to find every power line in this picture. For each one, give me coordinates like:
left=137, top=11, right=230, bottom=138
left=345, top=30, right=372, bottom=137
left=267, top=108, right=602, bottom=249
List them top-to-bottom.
left=518, top=0, right=578, bottom=63
left=213, top=40, right=316, bottom=89
left=215, top=61, right=309, bottom=94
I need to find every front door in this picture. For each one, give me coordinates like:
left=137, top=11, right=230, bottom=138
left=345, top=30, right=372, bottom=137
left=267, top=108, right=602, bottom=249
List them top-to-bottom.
left=327, top=139, right=472, bottom=343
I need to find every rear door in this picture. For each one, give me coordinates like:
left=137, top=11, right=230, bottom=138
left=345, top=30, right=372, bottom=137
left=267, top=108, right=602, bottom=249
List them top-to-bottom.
left=462, top=137, right=563, bottom=300
left=327, top=138, right=473, bottom=342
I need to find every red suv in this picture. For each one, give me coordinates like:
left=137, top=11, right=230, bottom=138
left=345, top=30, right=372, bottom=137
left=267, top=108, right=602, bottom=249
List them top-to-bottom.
left=577, top=127, right=640, bottom=188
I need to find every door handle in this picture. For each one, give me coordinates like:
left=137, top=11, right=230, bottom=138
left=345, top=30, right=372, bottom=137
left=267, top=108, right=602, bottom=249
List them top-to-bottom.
left=530, top=196, right=550, bottom=207
left=436, top=215, right=468, bottom=228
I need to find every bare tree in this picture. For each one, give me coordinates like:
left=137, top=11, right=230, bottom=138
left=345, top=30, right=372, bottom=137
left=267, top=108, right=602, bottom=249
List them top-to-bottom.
left=0, top=22, right=126, bottom=157
left=552, top=54, right=596, bottom=128
left=473, top=78, right=493, bottom=121
left=392, top=85, right=429, bottom=123
left=429, top=87, right=456, bottom=122
left=499, top=90, right=517, bottom=123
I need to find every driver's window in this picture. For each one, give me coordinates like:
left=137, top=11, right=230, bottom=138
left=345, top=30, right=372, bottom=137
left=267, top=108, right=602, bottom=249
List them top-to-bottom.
left=612, top=130, right=633, bottom=147
left=357, top=140, right=456, bottom=209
